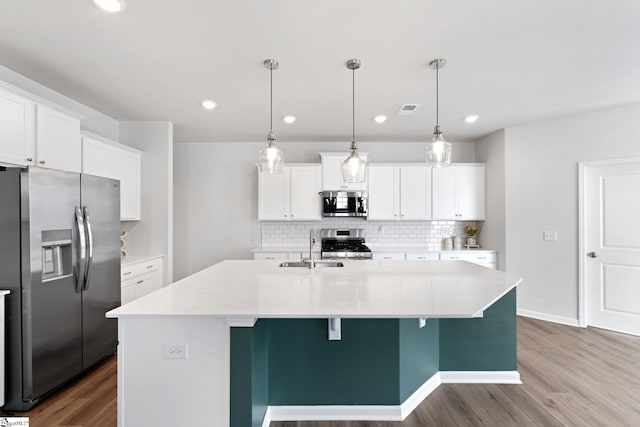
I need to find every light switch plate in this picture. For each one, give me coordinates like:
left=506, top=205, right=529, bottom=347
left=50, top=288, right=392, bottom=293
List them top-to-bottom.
left=543, top=230, right=558, bottom=241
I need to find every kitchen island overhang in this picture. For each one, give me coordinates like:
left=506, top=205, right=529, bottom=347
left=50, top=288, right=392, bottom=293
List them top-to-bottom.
left=108, top=260, right=522, bottom=427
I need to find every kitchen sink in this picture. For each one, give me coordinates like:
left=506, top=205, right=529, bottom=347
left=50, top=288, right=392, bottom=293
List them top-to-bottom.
left=279, top=261, right=344, bottom=268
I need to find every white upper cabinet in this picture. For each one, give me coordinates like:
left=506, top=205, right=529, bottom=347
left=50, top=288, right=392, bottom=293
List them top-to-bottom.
left=0, top=87, right=35, bottom=166
left=36, top=104, right=81, bottom=173
left=82, top=133, right=142, bottom=221
left=320, top=152, right=368, bottom=191
left=259, top=164, right=321, bottom=221
left=432, top=164, right=485, bottom=220
left=289, top=165, right=322, bottom=220
left=368, top=165, right=431, bottom=221
left=400, top=165, right=431, bottom=220
left=368, top=166, right=399, bottom=220
left=259, top=168, right=288, bottom=220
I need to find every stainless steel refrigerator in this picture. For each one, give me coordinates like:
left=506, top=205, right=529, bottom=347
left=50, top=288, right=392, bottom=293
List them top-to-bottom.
left=0, top=167, right=120, bottom=411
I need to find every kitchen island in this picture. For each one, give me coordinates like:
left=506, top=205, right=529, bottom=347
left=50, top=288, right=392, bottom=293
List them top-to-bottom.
left=107, top=260, right=521, bottom=427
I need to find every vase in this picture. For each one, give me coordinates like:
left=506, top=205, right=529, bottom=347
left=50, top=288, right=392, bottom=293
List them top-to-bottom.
left=466, top=236, right=477, bottom=246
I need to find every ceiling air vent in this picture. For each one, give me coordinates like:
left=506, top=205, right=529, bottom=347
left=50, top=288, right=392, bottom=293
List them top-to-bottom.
left=397, top=104, right=420, bottom=115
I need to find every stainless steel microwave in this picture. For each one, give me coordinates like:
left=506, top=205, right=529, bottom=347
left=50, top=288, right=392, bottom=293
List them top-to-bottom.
left=321, top=191, right=367, bottom=217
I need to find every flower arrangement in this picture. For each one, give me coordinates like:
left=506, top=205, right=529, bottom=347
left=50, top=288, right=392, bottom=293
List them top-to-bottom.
left=464, top=225, right=477, bottom=236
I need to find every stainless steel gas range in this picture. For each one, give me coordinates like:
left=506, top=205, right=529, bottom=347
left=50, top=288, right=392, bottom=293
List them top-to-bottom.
left=320, top=229, right=372, bottom=260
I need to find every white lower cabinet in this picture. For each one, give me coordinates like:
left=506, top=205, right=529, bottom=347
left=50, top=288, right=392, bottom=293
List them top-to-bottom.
left=253, top=251, right=319, bottom=261
left=440, top=251, right=497, bottom=269
left=373, top=252, right=406, bottom=260
left=405, top=252, right=440, bottom=261
left=121, top=256, right=164, bottom=304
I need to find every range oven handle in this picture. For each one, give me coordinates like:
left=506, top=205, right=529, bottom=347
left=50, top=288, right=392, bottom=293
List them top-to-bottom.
left=75, top=206, right=87, bottom=293
left=83, top=206, right=94, bottom=291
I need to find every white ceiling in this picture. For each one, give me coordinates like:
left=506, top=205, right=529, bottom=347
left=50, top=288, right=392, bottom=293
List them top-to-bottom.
left=1, top=0, right=639, bottom=142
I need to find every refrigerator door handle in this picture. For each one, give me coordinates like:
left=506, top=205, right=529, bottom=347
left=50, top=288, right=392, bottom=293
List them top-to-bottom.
left=75, top=206, right=87, bottom=293
left=83, top=206, right=94, bottom=291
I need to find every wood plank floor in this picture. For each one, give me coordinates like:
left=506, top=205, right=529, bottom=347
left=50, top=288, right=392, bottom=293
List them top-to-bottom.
left=2, top=316, right=639, bottom=426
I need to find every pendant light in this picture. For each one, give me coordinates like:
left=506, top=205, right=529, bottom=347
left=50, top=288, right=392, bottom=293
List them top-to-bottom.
left=425, top=58, right=452, bottom=167
left=258, top=59, right=284, bottom=174
left=342, top=59, right=367, bottom=183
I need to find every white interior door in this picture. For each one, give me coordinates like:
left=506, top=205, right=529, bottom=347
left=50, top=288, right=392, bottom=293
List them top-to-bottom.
left=585, top=160, right=640, bottom=336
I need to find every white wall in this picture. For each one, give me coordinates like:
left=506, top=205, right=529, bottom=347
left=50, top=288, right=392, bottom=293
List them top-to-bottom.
left=0, top=65, right=119, bottom=140
left=504, top=103, right=640, bottom=322
left=120, top=122, right=174, bottom=284
left=475, top=130, right=506, bottom=270
left=173, top=141, right=475, bottom=280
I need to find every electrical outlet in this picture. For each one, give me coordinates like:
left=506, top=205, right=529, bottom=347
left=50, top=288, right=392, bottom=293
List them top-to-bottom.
left=543, top=230, right=558, bottom=241
left=418, top=318, right=427, bottom=328
left=164, top=344, right=188, bottom=359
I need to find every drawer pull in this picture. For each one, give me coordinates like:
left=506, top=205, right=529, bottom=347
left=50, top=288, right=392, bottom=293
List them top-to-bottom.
left=265, top=257, right=275, bottom=260
left=384, top=257, right=393, bottom=259
left=417, top=257, right=427, bottom=259
left=450, top=257, right=459, bottom=259
left=478, top=257, right=486, bottom=260
left=146, top=265, right=154, bottom=269
left=123, top=271, right=132, bottom=276
left=137, top=280, right=144, bottom=284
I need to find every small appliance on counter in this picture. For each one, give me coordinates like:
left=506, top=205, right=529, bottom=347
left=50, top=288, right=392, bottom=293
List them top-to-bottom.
left=321, top=191, right=367, bottom=217
left=321, top=229, right=372, bottom=260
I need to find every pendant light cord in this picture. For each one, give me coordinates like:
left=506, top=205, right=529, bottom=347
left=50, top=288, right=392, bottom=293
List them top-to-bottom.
left=435, top=63, right=439, bottom=127
left=270, top=66, right=273, bottom=132
left=352, top=67, right=355, bottom=144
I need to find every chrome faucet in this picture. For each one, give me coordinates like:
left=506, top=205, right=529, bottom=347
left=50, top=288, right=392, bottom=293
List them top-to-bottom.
left=309, top=229, right=316, bottom=269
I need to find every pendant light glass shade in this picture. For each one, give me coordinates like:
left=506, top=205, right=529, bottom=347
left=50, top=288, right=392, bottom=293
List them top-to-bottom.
left=258, top=59, right=284, bottom=174
left=342, top=59, right=367, bottom=183
left=426, top=59, right=452, bottom=167
left=426, top=125, right=452, bottom=166
left=258, top=131, right=284, bottom=174
left=342, top=141, right=367, bottom=183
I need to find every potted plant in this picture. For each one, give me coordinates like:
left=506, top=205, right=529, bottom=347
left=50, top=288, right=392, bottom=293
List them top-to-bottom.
left=464, top=225, right=478, bottom=246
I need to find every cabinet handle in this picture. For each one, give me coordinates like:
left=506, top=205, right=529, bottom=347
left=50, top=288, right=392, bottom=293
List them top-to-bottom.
left=26, top=157, right=32, bottom=162
left=39, top=160, right=45, bottom=164
left=284, top=214, right=288, bottom=218
left=291, top=214, right=295, bottom=217
left=450, top=256, right=459, bottom=259
left=265, top=257, right=275, bottom=260
left=384, top=257, right=393, bottom=259
left=417, top=257, right=427, bottom=259
left=478, top=257, right=486, bottom=260
left=146, top=265, right=153, bottom=269
left=123, top=271, right=132, bottom=276
left=136, top=280, right=144, bottom=284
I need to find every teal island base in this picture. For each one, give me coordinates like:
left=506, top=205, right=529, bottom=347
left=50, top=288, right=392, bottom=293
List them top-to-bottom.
left=231, top=289, right=518, bottom=427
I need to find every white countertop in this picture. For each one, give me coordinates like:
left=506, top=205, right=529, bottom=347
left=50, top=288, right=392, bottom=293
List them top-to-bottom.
left=253, top=246, right=495, bottom=253
left=107, top=260, right=521, bottom=320
left=0, top=290, right=8, bottom=296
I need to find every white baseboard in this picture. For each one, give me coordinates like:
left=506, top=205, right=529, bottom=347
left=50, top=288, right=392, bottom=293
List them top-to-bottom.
left=517, top=309, right=581, bottom=327
left=265, top=370, right=519, bottom=422
left=440, top=370, right=521, bottom=384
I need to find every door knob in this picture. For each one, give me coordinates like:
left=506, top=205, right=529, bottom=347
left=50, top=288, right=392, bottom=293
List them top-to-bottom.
left=587, top=252, right=597, bottom=258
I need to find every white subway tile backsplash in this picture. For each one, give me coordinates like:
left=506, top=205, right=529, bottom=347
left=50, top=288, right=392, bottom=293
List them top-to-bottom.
left=261, top=219, right=476, bottom=250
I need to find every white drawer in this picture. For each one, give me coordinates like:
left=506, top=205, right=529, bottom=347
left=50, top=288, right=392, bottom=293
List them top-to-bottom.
left=254, top=252, right=289, bottom=260
left=373, top=252, right=406, bottom=261
left=441, top=252, right=497, bottom=263
left=406, top=253, right=440, bottom=261
left=122, top=257, right=162, bottom=280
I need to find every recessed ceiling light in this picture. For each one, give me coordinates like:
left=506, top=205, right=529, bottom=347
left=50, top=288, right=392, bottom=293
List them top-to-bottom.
left=93, top=0, right=127, bottom=13
left=201, top=100, right=217, bottom=110
left=464, top=114, right=479, bottom=123
left=283, top=115, right=296, bottom=124
left=373, top=115, right=387, bottom=124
